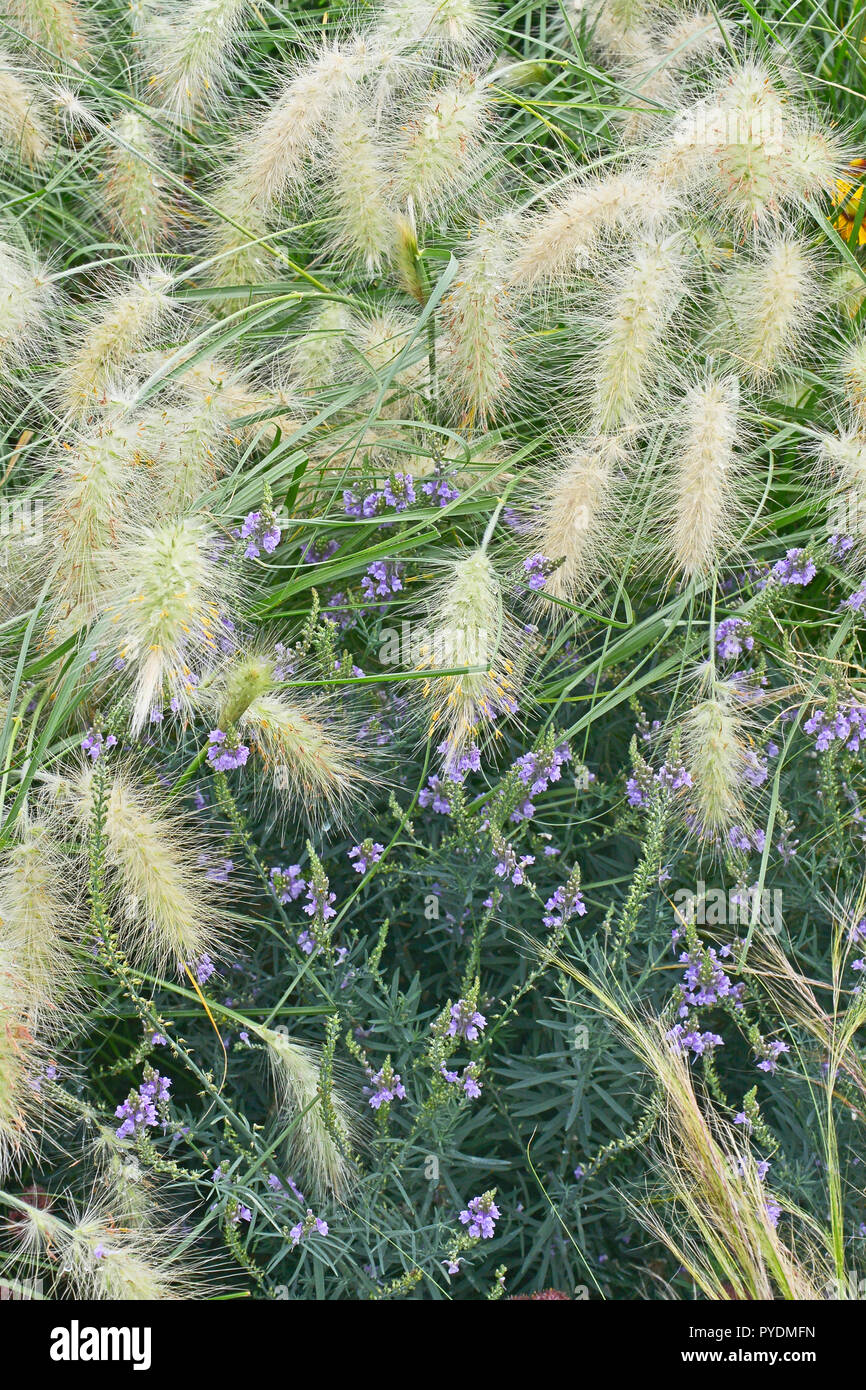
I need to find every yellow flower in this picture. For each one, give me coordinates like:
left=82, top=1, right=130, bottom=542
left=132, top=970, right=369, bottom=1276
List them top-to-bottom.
left=833, top=158, right=866, bottom=247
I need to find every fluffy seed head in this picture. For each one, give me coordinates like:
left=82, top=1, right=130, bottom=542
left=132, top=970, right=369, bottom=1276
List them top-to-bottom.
left=2, top=0, right=92, bottom=68
left=146, top=0, right=250, bottom=118
left=375, top=0, right=490, bottom=54
left=233, top=43, right=364, bottom=214
left=0, top=49, right=51, bottom=163
left=393, top=72, right=488, bottom=220
left=327, top=99, right=396, bottom=276
left=102, top=111, right=171, bottom=250
left=509, top=172, right=675, bottom=290
left=441, top=222, right=516, bottom=429
left=588, top=232, right=685, bottom=429
left=723, top=236, right=819, bottom=383
left=0, top=241, right=53, bottom=370
left=59, top=267, right=174, bottom=418
left=288, top=302, right=353, bottom=392
left=842, top=337, right=866, bottom=424
left=664, top=375, right=742, bottom=580
left=45, top=411, right=147, bottom=621
left=533, top=433, right=629, bottom=608
left=100, top=514, right=237, bottom=732
left=418, top=546, right=521, bottom=765
left=682, top=670, right=751, bottom=838
left=237, top=690, right=370, bottom=822
left=69, top=765, right=235, bottom=975
left=0, top=815, right=81, bottom=1030
left=0, top=947, right=54, bottom=1178
left=260, top=1027, right=355, bottom=1200
left=16, top=1191, right=217, bottom=1299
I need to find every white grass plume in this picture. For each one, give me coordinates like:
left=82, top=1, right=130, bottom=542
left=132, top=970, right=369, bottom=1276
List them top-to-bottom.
left=2, top=0, right=92, bottom=68
left=145, top=0, right=250, bottom=119
left=375, top=0, right=490, bottom=55
left=230, top=41, right=365, bottom=215
left=0, top=49, right=51, bottom=164
left=652, top=60, right=844, bottom=228
left=391, top=71, right=489, bottom=221
left=326, top=97, right=396, bottom=276
left=102, top=110, right=171, bottom=250
left=508, top=171, right=675, bottom=290
left=205, top=178, right=275, bottom=298
left=441, top=220, right=516, bottom=429
left=586, top=230, right=686, bottom=430
left=722, top=235, right=820, bottom=384
left=0, top=240, right=53, bottom=370
left=59, top=267, right=174, bottom=418
left=288, top=301, right=353, bottom=392
left=841, top=336, right=866, bottom=425
left=173, top=354, right=302, bottom=446
left=663, top=375, right=744, bottom=581
left=45, top=410, right=146, bottom=621
left=819, top=423, right=866, bottom=555
left=532, top=433, right=630, bottom=608
left=98, top=514, right=238, bottom=733
left=417, top=545, right=522, bottom=766
left=681, top=667, right=752, bottom=840
left=236, top=684, right=371, bottom=822
left=69, top=764, right=235, bottom=975
left=0, top=813, right=82, bottom=1030
left=0, top=943, right=55, bottom=1178
left=259, top=1026, right=355, bottom=1200
left=14, top=1189, right=218, bottom=1298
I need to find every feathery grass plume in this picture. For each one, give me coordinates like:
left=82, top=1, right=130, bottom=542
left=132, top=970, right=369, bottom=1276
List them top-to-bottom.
left=1, top=0, right=92, bottom=68
left=145, top=0, right=250, bottom=119
left=375, top=0, right=490, bottom=54
left=613, top=10, right=726, bottom=138
left=230, top=41, right=366, bottom=216
left=0, top=49, right=50, bottom=164
left=653, top=60, right=842, bottom=227
left=392, top=71, right=489, bottom=221
left=326, top=97, right=396, bottom=276
left=102, top=110, right=171, bottom=250
left=508, top=171, right=674, bottom=291
left=204, top=176, right=276, bottom=299
left=441, top=221, right=516, bottom=429
left=587, top=231, right=686, bottom=430
left=722, top=235, right=819, bottom=384
left=0, top=240, right=53, bottom=370
left=59, top=267, right=174, bottom=418
left=288, top=301, right=353, bottom=392
left=352, top=306, right=428, bottom=413
left=841, top=335, right=866, bottom=424
left=169, top=354, right=302, bottom=450
left=664, top=374, right=743, bottom=581
left=138, top=398, right=228, bottom=511
left=45, top=409, right=147, bottom=621
left=819, top=424, right=866, bottom=551
left=531, top=433, right=629, bottom=608
left=100, top=514, right=237, bottom=732
left=417, top=545, right=521, bottom=766
left=681, top=667, right=751, bottom=841
left=236, top=686, right=371, bottom=822
left=72, top=764, right=234, bottom=974
left=0, top=813, right=81, bottom=1029
left=0, top=943, right=53, bottom=1178
left=539, top=950, right=830, bottom=1300
left=259, top=1026, right=355, bottom=1200
left=12, top=1190, right=215, bottom=1298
